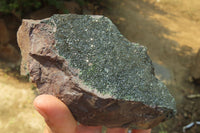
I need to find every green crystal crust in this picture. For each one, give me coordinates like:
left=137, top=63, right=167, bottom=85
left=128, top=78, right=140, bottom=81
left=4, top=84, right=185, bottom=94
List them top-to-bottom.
left=46, top=14, right=175, bottom=111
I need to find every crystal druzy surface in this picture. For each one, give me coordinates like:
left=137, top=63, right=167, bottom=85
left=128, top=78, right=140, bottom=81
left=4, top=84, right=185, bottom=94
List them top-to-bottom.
left=17, top=14, right=176, bottom=129
left=48, top=14, right=175, bottom=110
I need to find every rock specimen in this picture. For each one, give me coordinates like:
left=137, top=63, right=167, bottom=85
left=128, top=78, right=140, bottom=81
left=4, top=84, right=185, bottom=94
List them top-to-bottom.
left=17, top=14, right=176, bottom=129
left=190, top=49, right=200, bottom=85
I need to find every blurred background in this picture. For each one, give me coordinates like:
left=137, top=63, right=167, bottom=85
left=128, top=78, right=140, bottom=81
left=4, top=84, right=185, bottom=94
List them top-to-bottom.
left=0, top=0, right=200, bottom=133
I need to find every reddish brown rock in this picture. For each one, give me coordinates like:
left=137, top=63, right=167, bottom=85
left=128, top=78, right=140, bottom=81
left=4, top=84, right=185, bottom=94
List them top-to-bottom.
left=17, top=14, right=176, bottom=129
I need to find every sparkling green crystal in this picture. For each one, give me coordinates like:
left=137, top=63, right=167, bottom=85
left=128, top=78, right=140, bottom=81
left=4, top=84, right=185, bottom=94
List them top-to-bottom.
left=44, top=14, right=176, bottom=112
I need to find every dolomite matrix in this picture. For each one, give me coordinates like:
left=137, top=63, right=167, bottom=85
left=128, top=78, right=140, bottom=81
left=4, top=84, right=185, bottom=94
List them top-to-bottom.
left=17, top=14, right=176, bottom=129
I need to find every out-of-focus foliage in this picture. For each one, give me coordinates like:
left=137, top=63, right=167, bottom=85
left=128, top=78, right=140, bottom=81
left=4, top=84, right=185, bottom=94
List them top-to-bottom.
left=0, top=0, right=69, bottom=18
left=0, top=0, right=42, bottom=17
left=0, top=0, right=103, bottom=18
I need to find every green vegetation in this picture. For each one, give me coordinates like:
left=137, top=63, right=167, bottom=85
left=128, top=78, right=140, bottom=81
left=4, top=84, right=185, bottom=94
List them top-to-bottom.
left=0, top=0, right=103, bottom=18
left=0, top=0, right=70, bottom=18
left=0, top=0, right=42, bottom=17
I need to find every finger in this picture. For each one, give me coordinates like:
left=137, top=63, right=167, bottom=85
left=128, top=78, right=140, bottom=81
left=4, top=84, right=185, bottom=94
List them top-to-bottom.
left=34, top=94, right=77, bottom=133
left=76, top=124, right=102, bottom=133
left=106, top=128, right=127, bottom=133
left=132, top=129, right=151, bottom=133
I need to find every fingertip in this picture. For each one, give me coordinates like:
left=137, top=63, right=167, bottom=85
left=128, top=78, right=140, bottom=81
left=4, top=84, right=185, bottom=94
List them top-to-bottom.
left=33, top=94, right=77, bottom=133
left=33, top=94, right=53, bottom=119
left=33, top=94, right=45, bottom=108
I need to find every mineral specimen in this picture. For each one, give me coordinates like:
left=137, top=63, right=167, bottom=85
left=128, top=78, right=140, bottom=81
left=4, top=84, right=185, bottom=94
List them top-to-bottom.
left=17, top=14, right=176, bottom=129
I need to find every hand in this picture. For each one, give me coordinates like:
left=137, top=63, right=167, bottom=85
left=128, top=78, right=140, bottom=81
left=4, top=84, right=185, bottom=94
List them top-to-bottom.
left=34, top=94, right=151, bottom=133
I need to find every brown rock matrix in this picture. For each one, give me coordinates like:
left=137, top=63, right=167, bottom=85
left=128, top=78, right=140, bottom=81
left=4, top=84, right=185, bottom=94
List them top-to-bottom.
left=17, top=14, right=176, bottom=129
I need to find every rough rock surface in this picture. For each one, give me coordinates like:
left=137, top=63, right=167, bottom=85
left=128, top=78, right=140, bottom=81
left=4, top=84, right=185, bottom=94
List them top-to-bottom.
left=17, top=14, right=176, bottom=129
left=191, top=49, right=200, bottom=85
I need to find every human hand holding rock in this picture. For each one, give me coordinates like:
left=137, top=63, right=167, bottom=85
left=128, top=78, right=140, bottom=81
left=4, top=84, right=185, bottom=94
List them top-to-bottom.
left=34, top=94, right=151, bottom=133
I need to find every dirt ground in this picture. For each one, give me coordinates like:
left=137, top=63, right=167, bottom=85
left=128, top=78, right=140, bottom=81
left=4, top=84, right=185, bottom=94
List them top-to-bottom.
left=1, top=0, right=200, bottom=132
left=0, top=63, right=44, bottom=133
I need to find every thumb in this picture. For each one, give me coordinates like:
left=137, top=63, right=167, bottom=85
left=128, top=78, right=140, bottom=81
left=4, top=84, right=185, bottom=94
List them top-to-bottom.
left=33, top=94, right=77, bottom=133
